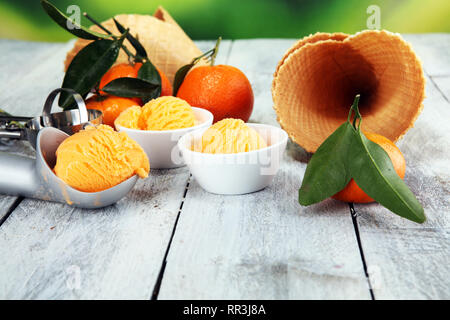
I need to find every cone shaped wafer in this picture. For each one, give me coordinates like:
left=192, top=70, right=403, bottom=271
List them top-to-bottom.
left=64, top=7, right=204, bottom=83
left=272, top=30, right=425, bottom=153
left=272, top=32, right=348, bottom=89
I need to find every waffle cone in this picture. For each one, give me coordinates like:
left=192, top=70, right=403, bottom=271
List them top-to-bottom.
left=64, top=6, right=204, bottom=84
left=272, top=30, right=425, bottom=153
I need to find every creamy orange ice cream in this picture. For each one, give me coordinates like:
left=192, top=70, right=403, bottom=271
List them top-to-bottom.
left=115, top=96, right=195, bottom=131
left=114, top=105, right=142, bottom=130
left=197, top=118, right=267, bottom=154
left=54, top=125, right=150, bottom=192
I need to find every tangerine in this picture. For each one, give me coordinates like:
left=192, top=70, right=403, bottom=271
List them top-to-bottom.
left=176, top=65, right=254, bottom=123
left=85, top=95, right=140, bottom=127
left=332, top=132, right=406, bottom=203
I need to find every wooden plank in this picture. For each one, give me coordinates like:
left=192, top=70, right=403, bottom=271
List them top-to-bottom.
left=403, top=34, right=450, bottom=77
left=158, top=39, right=371, bottom=299
left=224, top=39, right=296, bottom=76
left=0, top=40, right=232, bottom=299
left=0, top=40, right=70, bottom=224
left=0, top=40, right=75, bottom=92
left=0, top=41, right=75, bottom=117
left=353, top=74, right=450, bottom=299
left=431, top=76, right=450, bottom=102
left=0, top=141, right=30, bottom=223
left=158, top=163, right=371, bottom=299
left=0, top=169, right=189, bottom=299
left=0, top=196, right=18, bottom=224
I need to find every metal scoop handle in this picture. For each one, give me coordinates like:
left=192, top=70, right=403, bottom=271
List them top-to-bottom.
left=42, top=88, right=88, bottom=127
left=0, top=115, right=32, bottom=122
left=0, top=130, right=24, bottom=140
left=0, top=152, right=37, bottom=197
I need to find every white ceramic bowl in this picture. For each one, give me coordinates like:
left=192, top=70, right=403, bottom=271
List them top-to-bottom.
left=116, top=107, right=213, bottom=169
left=178, top=123, right=288, bottom=195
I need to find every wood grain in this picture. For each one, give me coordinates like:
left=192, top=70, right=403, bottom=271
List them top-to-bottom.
left=403, top=34, right=450, bottom=77
left=0, top=36, right=449, bottom=300
left=158, top=39, right=371, bottom=300
left=226, top=39, right=296, bottom=76
left=0, top=40, right=232, bottom=299
left=0, top=40, right=67, bottom=224
left=353, top=74, right=450, bottom=299
left=430, top=76, right=450, bottom=102
left=158, top=157, right=371, bottom=299
left=0, top=169, right=190, bottom=299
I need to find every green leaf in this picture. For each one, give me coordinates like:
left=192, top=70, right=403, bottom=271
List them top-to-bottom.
left=40, top=0, right=109, bottom=40
left=113, top=18, right=148, bottom=59
left=59, top=38, right=123, bottom=109
left=172, top=43, right=218, bottom=96
left=137, top=61, right=161, bottom=102
left=173, top=63, right=195, bottom=96
left=102, top=77, right=160, bottom=99
left=297, top=93, right=425, bottom=224
left=298, top=122, right=356, bottom=205
left=350, top=129, right=426, bottom=223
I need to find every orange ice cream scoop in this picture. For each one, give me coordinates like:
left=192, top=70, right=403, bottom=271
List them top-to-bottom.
left=114, top=96, right=196, bottom=131
left=140, top=96, right=195, bottom=130
left=115, top=105, right=142, bottom=129
left=198, top=118, right=267, bottom=154
left=54, top=125, right=150, bottom=192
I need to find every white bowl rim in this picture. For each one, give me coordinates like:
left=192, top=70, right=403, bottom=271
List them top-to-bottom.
left=116, top=107, right=213, bottom=134
left=178, top=123, right=288, bottom=158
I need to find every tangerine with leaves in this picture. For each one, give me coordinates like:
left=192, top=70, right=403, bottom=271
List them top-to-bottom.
left=99, top=63, right=173, bottom=97
left=176, top=65, right=254, bottom=123
left=85, top=95, right=140, bottom=127
left=332, top=132, right=406, bottom=203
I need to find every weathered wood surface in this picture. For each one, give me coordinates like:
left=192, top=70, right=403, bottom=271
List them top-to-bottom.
left=402, top=34, right=450, bottom=77
left=0, top=35, right=449, bottom=299
left=348, top=35, right=450, bottom=300
left=158, top=39, right=371, bottom=300
left=0, top=40, right=230, bottom=299
left=0, top=40, right=65, bottom=225
left=352, top=74, right=450, bottom=299
left=431, top=76, right=450, bottom=102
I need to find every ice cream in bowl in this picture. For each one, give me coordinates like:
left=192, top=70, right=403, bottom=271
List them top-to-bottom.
left=114, top=96, right=213, bottom=169
left=178, top=118, right=288, bottom=195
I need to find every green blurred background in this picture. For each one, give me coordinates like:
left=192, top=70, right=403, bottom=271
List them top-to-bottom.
left=1, top=0, right=449, bottom=41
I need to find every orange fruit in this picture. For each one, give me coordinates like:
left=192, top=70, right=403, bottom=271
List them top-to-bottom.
left=99, top=62, right=173, bottom=97
left=176, top=65, right=254, bottom=122
left=156, top=66, right=173, bottom=97
left=85, top=95, right=140, bottom=127
left=332, top=132, right=406, bottom=203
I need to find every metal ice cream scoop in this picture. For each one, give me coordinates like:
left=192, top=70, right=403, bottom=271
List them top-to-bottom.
left=0, top=88, right=102, bottom=149
left=0, top=88, right=138, bottom=208
left=0, top=127, right=138, bottom=208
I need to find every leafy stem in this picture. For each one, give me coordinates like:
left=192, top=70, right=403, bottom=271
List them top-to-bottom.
left=40, top=0, right=111, bottom=40
left=83, top=12, right=137, bottom=63
left=210, top=36, right=222, bottom=66
left=172, top=37, right=223, bottom=95
left=347, top=94, right=362, bottom=129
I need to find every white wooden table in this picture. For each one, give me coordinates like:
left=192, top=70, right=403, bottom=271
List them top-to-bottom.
left=0, top=36, right=449, bottom=300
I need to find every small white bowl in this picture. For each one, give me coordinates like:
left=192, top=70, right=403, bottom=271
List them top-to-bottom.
left=116, top=107, right=213, bottom=169
left=178, top=123, right=288, bottom=195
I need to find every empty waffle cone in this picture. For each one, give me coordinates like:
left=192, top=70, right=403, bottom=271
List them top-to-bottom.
left=64, top=6, right=204, bottom=84
left=272, top=30, right=425, bottom=153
